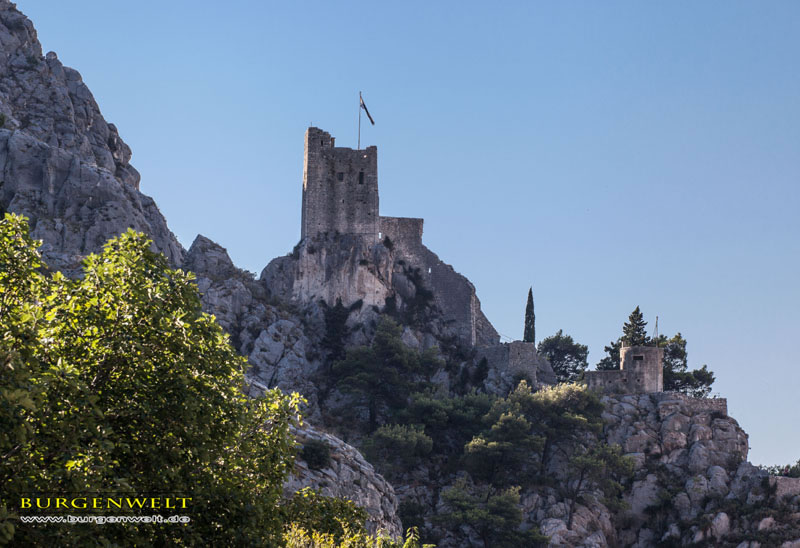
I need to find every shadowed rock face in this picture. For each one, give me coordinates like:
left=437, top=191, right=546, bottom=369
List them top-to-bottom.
left=0, top=1, right=182, bottom=271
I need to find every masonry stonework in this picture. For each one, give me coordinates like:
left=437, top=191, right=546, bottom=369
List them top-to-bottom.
left=301, top=127, right=379, bottom=240
left=586, top=345, right=664, bottom=394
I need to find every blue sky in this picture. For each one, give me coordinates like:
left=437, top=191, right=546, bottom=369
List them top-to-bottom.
left=19, top=1, right=799, bottom=466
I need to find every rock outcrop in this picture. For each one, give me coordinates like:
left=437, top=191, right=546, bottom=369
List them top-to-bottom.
left=0, top=0, right=182, bottom=272
left=521, top=392, right=800, bottom=547
left=285, top=424, right=402, bottom=538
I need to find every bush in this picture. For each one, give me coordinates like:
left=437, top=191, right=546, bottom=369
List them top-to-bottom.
left=0, top=214, right=305, bottom=546
left=362, top=424, right=433, bottom=477
left=302, top=438, right=332, bottom=470
left=281, top=487, right=367, bottom=542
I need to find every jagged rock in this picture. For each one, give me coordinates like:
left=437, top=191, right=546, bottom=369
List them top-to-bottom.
left=0, top=2, right=182, bottom=271
left=286, top=425, right=402, bottom=538
left=629, top=474, right=660, bottom=516
left=710, top=511, right=730, bottom=539
left=759, top=516, right=776, bottom=531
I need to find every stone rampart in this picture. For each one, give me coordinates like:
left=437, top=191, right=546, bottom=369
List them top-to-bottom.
left=379, top=216, right=423, bottom=256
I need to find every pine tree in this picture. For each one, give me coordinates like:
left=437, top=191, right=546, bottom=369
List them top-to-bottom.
left=523, top=287, right=535, bottom=343
left=621, top=306, right=650, bottom=346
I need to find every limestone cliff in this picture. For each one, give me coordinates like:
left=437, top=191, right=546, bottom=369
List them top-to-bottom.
left=0, top=0, right=182, bottom=272
left=261, top=231, right=501, bottom=349
left=395, top=392, right=800, bottom=547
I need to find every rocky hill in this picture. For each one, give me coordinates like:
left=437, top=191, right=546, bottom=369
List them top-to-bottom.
left=0, top=0, right=182, bottom=272
left=2, top=2, right=799, bottom=545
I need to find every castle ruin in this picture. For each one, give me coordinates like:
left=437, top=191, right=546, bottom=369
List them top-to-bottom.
left=262, top=127, right=556, bottom=388
left=300, top=127, right=427, bottom=256
left=301, top=128, right=380, bottom=240
left=586, top=344, right=664, bottom=394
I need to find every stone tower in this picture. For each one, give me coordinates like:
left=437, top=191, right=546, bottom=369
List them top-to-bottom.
left=301, top=127, right=379, bottom=240
left=585, top=344, right=664, bottom=394
left=620, top=345, right=664, bottom=392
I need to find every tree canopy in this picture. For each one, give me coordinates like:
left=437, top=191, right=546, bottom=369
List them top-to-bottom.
left=0, top=214, right=426, bottom=547
left=596, top=306, right=714, bottom=397
left=331, top=317, right=441, bottom=432
left=537, top=329, right=589, bottom=383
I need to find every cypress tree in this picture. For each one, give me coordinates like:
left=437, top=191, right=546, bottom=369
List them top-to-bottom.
left=523, top=287, right=535, bottom=343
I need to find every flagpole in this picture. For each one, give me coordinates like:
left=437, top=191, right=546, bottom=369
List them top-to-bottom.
left=358, top=91, right=362, bottom=150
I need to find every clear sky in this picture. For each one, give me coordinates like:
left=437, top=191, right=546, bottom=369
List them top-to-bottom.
left=18, top=1, right=799, bottom=466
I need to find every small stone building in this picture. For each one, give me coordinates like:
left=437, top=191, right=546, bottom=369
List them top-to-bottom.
left=476, top=341, right=557, bottom=392
left=586, top=345, right=663, bottom=394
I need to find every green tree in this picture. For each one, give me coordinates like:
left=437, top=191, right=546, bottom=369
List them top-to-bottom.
left=0, top=214, right=306, bottom=546
left=523, top=287, right=535, bottom=343
left=321, top=298, right=351, bottom=364
left=622, top=305, right=650, bottom=346
left=595, top=309, right=715, bottom=396
left=332, top=317, right=439, bottom=431
left=537, top=329, right=589, bottom=383
left=656, top=333, right=715, bottom=397
left=595, top=338, right=622, bottom=371
left=467, top=382, right=604, bottom=481
left=404, top=390, right=495, bottom=454
left=463, top=411, right=544, bottom=486
left=362, top=424, right=433, bottom=478
left=562, top=444, right=634, bottom=529
left=438, top=478, right=547, bottom=548
left=280, top=487, right=368, bottom=543
left=284, top=524, right=431, bottom=548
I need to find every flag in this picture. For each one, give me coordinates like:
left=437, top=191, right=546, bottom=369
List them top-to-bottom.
left=360, top=94, right=375, bottom=125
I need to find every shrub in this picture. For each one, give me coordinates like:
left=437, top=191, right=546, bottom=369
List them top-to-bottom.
left=363, top=424, right=433, bottom=476
left=302, top=438, right=332, bottom=470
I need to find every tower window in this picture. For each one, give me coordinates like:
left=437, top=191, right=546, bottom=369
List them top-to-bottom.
left=337, top=172, right=344, bottom=181
left=358, top=172, right=364, bottom=184
left=633, top=355, right=644, bottom=361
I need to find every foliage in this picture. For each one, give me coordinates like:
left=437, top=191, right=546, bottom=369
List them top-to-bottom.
left=0, top=214, right=307, bottom=546
left=402, top=267, right=435, bottom=326
left=523, top=287, right=535, bottom=343
left=321, top=298, right=351, bottom=363
left=621, top=305, right=650, bottom=346
left=596, top=307, right=715, bottom=397
left=332, top=317, right=440, bottom=431
left=537, top=329, right=589, bottom=383
left=655, top=333, right=715, bottom=398
left=596, top=338, right=622, bottom=371
left=471, top=357, right=489, bottom=386
left=461, top=382, right=604, bottom=488
left=404, top=390, right=495, bottom=454
left=463, top=410, right=543, bottom=486
left=362, top=424, right=433, bottom=478
left=301, top=438, right=332, bottom=470
left=561, top=444, right=634, bottom=528
left=761, top=459, right=800, bottom=478
left=438, top=477, right=547, bottom=548
left=281, top=487, right=368, bottom=542
left=284, top=524, right=432, bottom=548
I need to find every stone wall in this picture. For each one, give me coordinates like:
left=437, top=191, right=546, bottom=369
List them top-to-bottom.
left=301, top=127, right=379, bottom=240
left=378, top=216, right=423, bottom=257
left=476, top=341, right=555, bottom=394
left=586, top=345, right=663, bottom=394
left=586, top=369, right=630, bottom=393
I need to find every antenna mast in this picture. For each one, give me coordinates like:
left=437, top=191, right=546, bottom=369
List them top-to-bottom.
left=653, top=315, right=659, bottom=344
